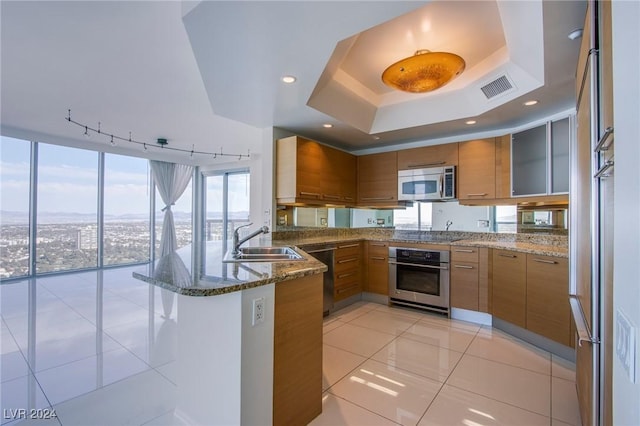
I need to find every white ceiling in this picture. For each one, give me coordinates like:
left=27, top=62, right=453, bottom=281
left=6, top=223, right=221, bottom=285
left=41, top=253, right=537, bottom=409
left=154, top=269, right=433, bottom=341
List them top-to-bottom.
left=1, top=1, right=587, bottom=160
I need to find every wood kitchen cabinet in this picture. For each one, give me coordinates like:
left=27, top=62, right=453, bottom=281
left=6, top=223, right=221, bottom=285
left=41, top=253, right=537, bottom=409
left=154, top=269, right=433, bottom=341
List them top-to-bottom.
left=495, top=135, right=512, bottom=199
left=276, top=136, right=357, bottom=206
left=458, top=138, right=496, bottom=201
left=397, top=143, right=459, bottom=170
left=323, top=147, right=357, bottom=204
left=357, top=152, right=399, bottom=206
left=364, top=241, right=389, bottom=295
left=334, top=242, right=362, bottom=301
left=450, top=246, right=490, bottom=312
left=491, top=249, right=570, bottom=346
left=492, top=249, right=527, bottom=328
left=526, top=254, right=571, bottom=346
left=273, top=274, right=322, bottom=425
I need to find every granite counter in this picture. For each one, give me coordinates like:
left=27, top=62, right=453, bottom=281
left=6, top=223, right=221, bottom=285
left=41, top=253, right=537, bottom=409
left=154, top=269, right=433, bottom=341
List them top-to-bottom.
left=133, top=244, right=327, bottom=297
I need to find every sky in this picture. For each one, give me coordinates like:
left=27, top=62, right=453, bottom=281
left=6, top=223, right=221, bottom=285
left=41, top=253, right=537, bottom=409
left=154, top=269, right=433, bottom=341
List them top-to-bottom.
left=0, top=136, right=195, bottom=217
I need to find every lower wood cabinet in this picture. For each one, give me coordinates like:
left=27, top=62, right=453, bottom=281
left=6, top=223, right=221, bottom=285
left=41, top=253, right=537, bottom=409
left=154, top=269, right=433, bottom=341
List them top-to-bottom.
left=364, top=241, right=389, bottom=295
left=334, top=242, right=362, bottom=301
left=450, top=247, right=490, bottom=313
left=450, top=247, right=480, bottom=311
left=491, top=249, right=570, bottom=347
left=492, top=249, right=527, bottom=328
left=526, top=254, right=571, bottom=346
left=273, top=274, right=323, bottom=425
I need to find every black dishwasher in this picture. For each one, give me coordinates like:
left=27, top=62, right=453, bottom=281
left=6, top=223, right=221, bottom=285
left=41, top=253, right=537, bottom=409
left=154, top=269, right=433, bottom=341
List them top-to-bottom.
left=301, top=244, right=336, bottom=316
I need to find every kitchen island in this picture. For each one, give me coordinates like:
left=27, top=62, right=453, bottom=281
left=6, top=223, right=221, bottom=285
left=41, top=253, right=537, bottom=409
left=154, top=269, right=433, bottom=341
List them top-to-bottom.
left=133, top=245, right=326, bottom=426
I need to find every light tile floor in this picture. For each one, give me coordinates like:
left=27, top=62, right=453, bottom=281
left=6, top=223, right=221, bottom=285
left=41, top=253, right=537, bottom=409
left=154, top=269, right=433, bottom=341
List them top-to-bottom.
left=1, top=267, right=580, bottom=425
left=314, top=301, right=582, bottom=426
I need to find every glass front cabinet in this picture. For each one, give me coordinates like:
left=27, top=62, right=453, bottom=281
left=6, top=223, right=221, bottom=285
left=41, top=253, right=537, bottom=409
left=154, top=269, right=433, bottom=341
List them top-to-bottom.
left=511, top=116, right=571, bottom=197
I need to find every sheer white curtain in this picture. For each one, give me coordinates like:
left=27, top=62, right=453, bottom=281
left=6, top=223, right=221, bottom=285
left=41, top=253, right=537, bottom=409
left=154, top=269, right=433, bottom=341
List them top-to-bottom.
left=150, top=160, right=194, bottom=257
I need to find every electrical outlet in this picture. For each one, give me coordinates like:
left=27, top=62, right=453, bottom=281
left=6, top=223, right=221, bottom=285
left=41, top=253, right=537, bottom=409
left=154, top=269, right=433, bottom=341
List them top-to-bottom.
left=477, top=219, right=490, bottom=228
left=252, top=297, right=265, bottom=326
left=616, top=309, right=637, bottom=383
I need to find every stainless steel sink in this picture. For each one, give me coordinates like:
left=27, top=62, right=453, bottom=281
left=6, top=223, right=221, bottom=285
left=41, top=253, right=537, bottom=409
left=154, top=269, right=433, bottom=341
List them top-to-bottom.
left=223, top=246, right=304, bottom=263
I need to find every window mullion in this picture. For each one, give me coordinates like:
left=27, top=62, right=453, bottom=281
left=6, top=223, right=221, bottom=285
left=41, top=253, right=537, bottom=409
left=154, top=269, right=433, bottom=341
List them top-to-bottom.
left=28, top=141, right=38, bottom=277
left=97, top=152, right=105, bottom=268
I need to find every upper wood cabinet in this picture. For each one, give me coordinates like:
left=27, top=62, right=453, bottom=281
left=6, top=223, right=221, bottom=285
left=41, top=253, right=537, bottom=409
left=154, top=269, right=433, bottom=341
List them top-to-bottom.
left=495, top=135, right=512, bottom=199
left=276, top=136, right=356, bottom=206
left=458, top=138, right=496, bottom=201
left=397, top=143, right=458, bottom=170
left=324, top=148, right=357, bottom=204
left=357, top=152, right=398, bottom=206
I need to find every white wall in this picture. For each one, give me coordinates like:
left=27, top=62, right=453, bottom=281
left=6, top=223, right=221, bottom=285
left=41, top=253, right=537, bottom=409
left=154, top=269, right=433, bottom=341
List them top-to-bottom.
left=612, top=1, right=640, bottom=424
left=431, top=202, right=491, bottom=231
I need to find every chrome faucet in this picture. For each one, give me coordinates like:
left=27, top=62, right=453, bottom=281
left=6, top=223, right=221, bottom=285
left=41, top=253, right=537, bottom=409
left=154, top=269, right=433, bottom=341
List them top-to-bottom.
left=445, top=220, right=453, bottom=231
left=232, top=223, right=269, bottom=255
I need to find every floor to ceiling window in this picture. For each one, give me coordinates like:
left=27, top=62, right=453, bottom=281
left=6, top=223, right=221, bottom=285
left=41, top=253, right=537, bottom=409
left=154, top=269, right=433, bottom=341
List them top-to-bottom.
left=0, top=136, right=31, bottom=279
left=0, top=136, right=158, bottom=279
left=36, top=143, right=99, bottom=273
left=103, top=153, right=151, bottom=265
left=204, top=169, right=250, bottom=255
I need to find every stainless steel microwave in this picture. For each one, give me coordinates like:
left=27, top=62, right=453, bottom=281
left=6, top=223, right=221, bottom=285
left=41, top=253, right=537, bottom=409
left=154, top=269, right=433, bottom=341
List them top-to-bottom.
left=397, top=166, right=456, bottom=201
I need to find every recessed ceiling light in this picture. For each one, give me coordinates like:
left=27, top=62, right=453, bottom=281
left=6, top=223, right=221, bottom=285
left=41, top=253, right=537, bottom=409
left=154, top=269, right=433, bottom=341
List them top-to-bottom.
left=568, top=29, right=583, bottom=40
left=281, top=75, right=296, bottom=84
left=524, top=100, right=539, bottom=106
left=465, top=120, right=477, bottom=125
left=323, top=123, right=333, bottom=128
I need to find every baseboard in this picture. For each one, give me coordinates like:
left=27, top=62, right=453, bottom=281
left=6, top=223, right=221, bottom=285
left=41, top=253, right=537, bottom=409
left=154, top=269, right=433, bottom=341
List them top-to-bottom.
left=361, top=292, right=389, bottom=305
left=450, top=308, right=492, bottom=326
left=492, top=317, right=575, bottom=362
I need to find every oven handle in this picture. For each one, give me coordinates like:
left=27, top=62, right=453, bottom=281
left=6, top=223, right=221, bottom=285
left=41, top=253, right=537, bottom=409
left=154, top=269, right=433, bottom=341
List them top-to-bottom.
left=388, top=260, right=448, bottom=270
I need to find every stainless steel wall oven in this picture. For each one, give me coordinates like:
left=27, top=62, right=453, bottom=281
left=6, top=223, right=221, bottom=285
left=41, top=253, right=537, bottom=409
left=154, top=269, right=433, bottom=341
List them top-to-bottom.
left=388, top=247, right=450, bottom=315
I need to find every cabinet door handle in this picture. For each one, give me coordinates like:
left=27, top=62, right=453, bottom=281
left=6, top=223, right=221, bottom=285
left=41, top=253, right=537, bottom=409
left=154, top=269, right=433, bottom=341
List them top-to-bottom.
left=594, top=126, right=614, bottom=152
left=594, top=160, right=614, bottom=179
left=407, top=161, right=445, bottom=168
left=299, top=191, right=320, bottom=198
left=466, top=193, right=488, bottom=197
left=322, top=194, right=341, bottom=200
left=361, top=196, right=393, bottom=201
left=344, top=197, right=354, bottom=201
left=338, top=243, right=359, bottom=249
left=370, top=243, right=387, bottom=247
left=454, top=249, right=474, bottom=253
left=498, top=253, right=517, bottom=258
left=371, top=256, right=385, bottom=261
left=337, top=258, right=358, bottom=264
left=532, top=258, right=558, bottom=264
left=454, top=265, right=474, bottom=269
left=337, top=272, right=355, bottom=279
left=337, top=284, right=359, bottom=294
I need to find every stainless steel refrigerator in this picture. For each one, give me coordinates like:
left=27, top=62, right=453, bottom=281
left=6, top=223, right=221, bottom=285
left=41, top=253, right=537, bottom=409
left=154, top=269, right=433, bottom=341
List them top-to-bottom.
left=570, top=1, right=614, bottom=425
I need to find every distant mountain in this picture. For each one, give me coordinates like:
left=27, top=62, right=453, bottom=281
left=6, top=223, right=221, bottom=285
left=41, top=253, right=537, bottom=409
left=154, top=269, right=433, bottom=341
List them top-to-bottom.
left=0, top=210, right=196, bottom=225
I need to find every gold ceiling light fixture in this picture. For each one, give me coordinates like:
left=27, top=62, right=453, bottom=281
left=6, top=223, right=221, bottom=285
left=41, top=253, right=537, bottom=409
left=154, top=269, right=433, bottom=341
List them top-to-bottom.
left=381, top=49, right=465, bottom=93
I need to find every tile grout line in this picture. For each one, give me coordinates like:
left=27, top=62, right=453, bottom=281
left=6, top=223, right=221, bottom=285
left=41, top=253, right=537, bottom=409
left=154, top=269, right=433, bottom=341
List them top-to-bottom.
left=414, top=325, right=483, bottom=425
